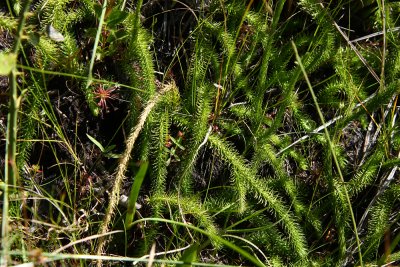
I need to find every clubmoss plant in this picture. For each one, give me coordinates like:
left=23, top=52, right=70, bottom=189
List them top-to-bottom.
left=2, top=0, right=400, bottom=265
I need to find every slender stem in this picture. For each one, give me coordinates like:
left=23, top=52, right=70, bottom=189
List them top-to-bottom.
left=2, top=0, right=32, bottom=266
left=5, top=0, right=14, bottom=17
left=86, top=0, right=108, bottom=89
left=120, top=0, right=127, bottom=11
left=379, top=0, right=386, bottom=92
left=291, top=41, right=364, bottom=266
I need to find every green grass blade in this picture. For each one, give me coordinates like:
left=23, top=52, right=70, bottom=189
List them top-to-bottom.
left=125, top=161, right=149, bottom=228
left=179, top=243, right=200, bottom=267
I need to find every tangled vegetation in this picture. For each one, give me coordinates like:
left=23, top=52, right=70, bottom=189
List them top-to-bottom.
left=1, top=0, right=400, bottom=266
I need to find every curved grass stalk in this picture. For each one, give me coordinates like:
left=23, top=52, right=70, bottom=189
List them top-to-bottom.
left=292, top=41, right=363, bottom=266
left=95, top=82, right=176, bottom=265
left=223, top=234, right=270, bottom=264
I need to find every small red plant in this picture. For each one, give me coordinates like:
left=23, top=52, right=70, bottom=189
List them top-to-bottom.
left=93, top=84, right=119, bottom=113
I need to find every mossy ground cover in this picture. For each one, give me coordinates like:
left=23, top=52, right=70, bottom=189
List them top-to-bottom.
left=1, top=0, right=400, bottom=266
